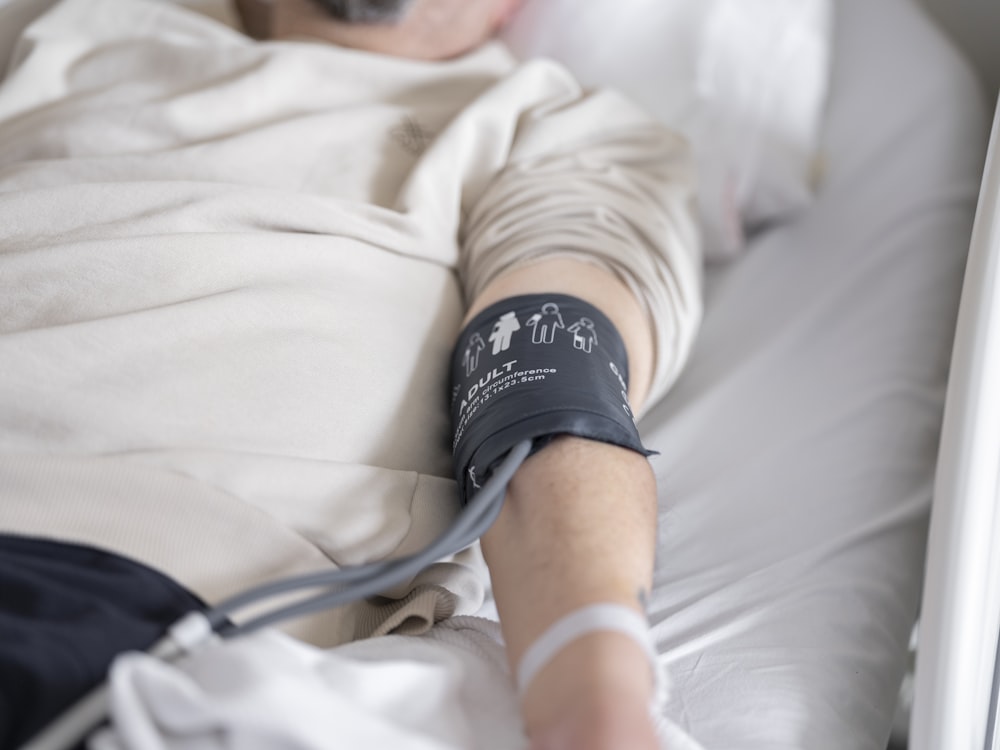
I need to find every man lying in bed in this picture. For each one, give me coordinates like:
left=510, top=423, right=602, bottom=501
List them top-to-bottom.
left=0, top=0, right=702, bottom=747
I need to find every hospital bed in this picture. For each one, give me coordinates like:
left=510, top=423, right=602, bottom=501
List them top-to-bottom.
left=0, top=0, right=995, bottom=748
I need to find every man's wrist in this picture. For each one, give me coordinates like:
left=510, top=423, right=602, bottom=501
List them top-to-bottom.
left=522, top=629, right=656, bottom=723
left=523, top=631, right=660, bottom=750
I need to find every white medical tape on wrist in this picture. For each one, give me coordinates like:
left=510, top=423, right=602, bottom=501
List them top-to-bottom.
left=515, top=603, right=663, bottom=698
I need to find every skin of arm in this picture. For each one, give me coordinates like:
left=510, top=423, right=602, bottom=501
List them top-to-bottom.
left=464, top=257, right=662, bottom=750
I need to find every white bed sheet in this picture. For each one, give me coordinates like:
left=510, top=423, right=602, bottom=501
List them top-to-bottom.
left=639, top=0, right=990, bottom=747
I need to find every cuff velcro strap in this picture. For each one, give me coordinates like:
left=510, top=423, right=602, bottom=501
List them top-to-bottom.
left=449, top=293, right=652, bottom=503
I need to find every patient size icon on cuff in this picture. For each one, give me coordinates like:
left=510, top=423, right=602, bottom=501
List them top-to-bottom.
left=489, top=311, right=521, bottom=354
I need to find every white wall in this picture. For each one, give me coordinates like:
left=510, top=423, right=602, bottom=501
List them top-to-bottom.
left=918, top=0, right=1000, bottom=101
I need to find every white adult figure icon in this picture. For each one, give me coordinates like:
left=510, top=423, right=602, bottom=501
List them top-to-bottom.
left=526, top=302, right=564, bottom=344
left=489, top=311, right=520, bottom=354
left=567, top=317, right=597, bottom=353
left=463, top=332, right=486, bottom=375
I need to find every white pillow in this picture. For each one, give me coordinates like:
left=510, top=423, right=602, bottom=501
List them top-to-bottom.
left=500, top=0, right=833, bottom=262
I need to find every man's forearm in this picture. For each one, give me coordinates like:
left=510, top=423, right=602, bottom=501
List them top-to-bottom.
left=482, top=437, right=658, bottom=739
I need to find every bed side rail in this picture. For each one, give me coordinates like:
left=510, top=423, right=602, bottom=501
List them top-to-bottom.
left=911, top=98, right=1000, bottom=750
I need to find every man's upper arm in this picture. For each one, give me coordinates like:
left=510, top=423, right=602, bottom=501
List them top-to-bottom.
left=459, top=77, right=703, bottom=409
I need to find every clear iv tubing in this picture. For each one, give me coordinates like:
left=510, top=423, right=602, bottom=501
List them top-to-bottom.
left=18, top=439, right=533, bottom=750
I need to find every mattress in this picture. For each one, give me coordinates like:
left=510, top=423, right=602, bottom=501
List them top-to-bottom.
left=638, top=0, right=990, bottom=747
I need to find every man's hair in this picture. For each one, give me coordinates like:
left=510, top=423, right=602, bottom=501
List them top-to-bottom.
left=311, top=0, right=415, bottom=23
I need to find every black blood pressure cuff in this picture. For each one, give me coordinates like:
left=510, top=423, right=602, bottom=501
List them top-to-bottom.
left=449, top=293, right=654, bottom=504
